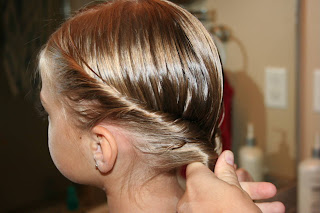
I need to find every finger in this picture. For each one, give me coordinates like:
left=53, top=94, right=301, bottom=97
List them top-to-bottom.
left=214, top=150, right=241, bottom=188
left=184, top=162, right=219, bottom=199
left=185, top=162, right=216, bottom=180
left=234, top=163, right=238, bottom=170
left=236, top=168, right=254, bottom=182
left=240, top=182, right=277, bottom=200
left=256, top=201, right=285, bottom=213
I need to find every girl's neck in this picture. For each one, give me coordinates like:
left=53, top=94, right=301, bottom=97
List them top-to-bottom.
left=105, top=173, right=184, bottom=213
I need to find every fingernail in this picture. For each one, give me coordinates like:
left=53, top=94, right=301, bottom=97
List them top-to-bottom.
left=224, top=150, right=234, bottom=166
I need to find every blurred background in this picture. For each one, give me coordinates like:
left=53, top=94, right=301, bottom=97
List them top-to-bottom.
left=1, top=0, right=319, bottom=212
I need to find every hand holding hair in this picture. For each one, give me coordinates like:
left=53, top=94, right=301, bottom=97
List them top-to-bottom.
left=177, top=150, right=285, bottom=213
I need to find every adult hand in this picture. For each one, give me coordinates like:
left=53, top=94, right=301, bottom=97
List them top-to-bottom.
left=177, top=150, right=285, bottom=213
left=236, top=167, right=254, bottom=182
left=236, top=168, right=284, bottom=212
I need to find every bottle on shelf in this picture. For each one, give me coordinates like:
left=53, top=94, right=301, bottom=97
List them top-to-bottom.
left=238, top=123, right=264, bottom=182
left=298, top=133, right=320, bottom=213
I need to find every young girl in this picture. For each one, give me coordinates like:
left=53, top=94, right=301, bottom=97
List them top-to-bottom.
left=38, top=0, right=283, bottom=212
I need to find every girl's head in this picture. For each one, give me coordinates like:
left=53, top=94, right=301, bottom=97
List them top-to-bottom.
left=38, top=0, right=223, bottom=187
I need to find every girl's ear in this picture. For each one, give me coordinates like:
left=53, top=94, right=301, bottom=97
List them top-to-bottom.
left=91, top=126, right=118, bottom=173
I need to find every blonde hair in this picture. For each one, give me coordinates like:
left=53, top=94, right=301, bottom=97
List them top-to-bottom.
left=39, top=0, right=223, bottom=172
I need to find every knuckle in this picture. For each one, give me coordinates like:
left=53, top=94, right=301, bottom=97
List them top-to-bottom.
left=223, top=169, right=237, bottom=178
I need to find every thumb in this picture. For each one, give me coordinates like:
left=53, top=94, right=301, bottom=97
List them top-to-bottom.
left=214, top=150, right=241, bottom=188
left=185, top=162, right=214, bottom=180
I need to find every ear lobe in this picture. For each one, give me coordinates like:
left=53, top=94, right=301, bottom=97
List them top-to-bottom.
left=91, top=126, right=118, bottom=173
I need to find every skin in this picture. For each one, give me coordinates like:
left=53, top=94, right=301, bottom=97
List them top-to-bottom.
left=40, top=75, right=285, bottom=213
left=40, top=76, right=184, bottom=212
left=177, top=151, right=285, bottom=213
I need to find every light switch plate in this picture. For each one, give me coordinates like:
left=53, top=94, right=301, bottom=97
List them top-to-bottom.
left=265, top=67, right=287, bottom=109
left=313, top=70, right=320, bottom=112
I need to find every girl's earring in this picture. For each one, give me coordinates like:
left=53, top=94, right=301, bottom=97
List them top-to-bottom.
left=94, top=153, right=99, bottom=169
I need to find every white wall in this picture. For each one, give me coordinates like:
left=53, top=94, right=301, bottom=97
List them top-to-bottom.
left=207, top=0, right=297, bottom=179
